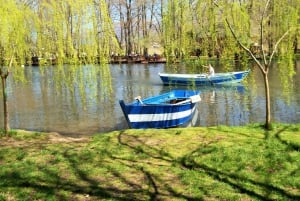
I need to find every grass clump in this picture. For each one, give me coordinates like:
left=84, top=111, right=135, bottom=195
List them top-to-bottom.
left=0, top=124, right=299, bottom=200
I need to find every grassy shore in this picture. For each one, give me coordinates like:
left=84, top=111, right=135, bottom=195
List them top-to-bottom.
left=0, top=124, right=300, bottom=201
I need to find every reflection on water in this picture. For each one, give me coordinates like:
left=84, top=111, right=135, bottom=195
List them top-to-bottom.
left=0, top=62, right=300, bottom=137
left=197, top=84, right=250, bottom=126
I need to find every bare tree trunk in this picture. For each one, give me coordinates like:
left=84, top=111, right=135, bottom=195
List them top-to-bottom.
left=119, top=0, right=124, bottom=47
left=126, top=0, right=133, bottom=55
left=149, top=0, right=154, bottom=31
left=142, top=2, right=147, bottom=56
left=66, top=4, right=73, bottom=58
left=294, top=36, right=298, bottom=53
left=1, top=71, right=9, bottom=134
left=263, top=71, right=271, bottom=129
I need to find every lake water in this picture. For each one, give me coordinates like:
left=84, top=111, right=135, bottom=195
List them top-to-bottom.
left=1, top=61, right=300, bottom=137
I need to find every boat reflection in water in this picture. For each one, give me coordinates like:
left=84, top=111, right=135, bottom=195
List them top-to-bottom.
left=195, top=83, right=248, bottom=126
left=200, top=83, right=246, bottom=103
left=185, top=108, right=200, bottom=128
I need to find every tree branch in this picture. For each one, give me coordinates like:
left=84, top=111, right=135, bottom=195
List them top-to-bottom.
left=260, top=0, right=271, bottom=66
left=213, top=1, right=265, bottom=73
left=224, top=18, right=265, bottom=73
left=268, top=28, right=291, bottom=65
left=7, top=48, right=15, bottom=76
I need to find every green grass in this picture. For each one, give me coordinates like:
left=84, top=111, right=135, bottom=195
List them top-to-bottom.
left=0, top=124, right=299, bottom=200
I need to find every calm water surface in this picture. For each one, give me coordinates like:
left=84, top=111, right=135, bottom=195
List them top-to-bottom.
left=1, top=61, right=300, bottom=137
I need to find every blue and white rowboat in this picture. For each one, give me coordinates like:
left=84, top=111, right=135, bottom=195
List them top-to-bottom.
left=159, top=70, right=250, bottom=86
left=119, top=90, right=201, bottom=129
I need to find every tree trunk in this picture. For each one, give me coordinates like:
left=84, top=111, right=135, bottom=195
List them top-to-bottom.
left=119, top=0, right=124, bottom=47
left=126, top=0, right=132, bottom=55
left=142, top=2, right=148, bottom=56
left=294, top=36, right=298, bottom=53
left=263, top=72, right=271, bottom=129
left=1, top=73, right=9, bottom=134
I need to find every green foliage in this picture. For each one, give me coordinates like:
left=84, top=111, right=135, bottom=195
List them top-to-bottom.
left=0, top=0, right=299, bottom=64
left=0, top=0, right=120, bottom=66
left=0, top=0, right=31, bottom=68
left=162, top=0, right=194, bottom=62
left=277, top=57, right=296, bottom=104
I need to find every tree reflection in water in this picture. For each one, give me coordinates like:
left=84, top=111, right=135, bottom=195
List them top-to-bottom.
left=1, top=61, right=299, bottom=136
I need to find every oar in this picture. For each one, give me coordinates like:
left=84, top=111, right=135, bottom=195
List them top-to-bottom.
left=205, top=74, right=214, bottom=86
left=174, top=95, right=201, bottom=105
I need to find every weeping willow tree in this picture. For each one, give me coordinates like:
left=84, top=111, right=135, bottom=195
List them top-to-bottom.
left=0, top=0, right=33, bottom=134
left=0, top=0, right=120, bottom=134
left=33, top=0, right=120, bottom=65
left=34, top=0, right=118, bottom=114
left=93, top=0, right=121, bottom=63
left=162, top=0, right=194, bottom=63
left=165, top=0, right=248, bottom=71
left=193, top=0, right=220, bottom=59
left=214, top=0, right=299, bottom=129
left=272, top=0, right=298, bottom=105
left=220, top=1, right=251, bottom=71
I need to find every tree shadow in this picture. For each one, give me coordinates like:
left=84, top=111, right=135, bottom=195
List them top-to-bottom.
left=177, top=125, right=300, bottom=201
left=272, top=125, right=300, bottom=151
left=0, top=127, right=299, bottom=200
left=115, top=129, right=300, bottom=200
left=116, top=130, right=203, bottom=200
left=0, top=132, right=202, bottom=200
left=0, top=148, right=136, bottom=200
left=180, top=155, right=299, bottom=201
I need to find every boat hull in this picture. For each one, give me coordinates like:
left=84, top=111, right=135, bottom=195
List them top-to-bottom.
left=159, top=70, right=250, bottom=86
left=119, top=90, right=200, bottom=129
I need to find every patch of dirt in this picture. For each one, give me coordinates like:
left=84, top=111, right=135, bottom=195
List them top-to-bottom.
left=0, top=131, right=90, bottom=147
left=47, top=132, right=89, bottom=143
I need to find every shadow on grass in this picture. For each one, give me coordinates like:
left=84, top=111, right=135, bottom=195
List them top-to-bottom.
left=273, top=125, right=300, bottom=151
left=0, top=127, right=299, bottom=200
left=116, top=129, right=300, bottom=201
left=116, top=130, right=202, bottom=200
left=0, top=133, right=201, bottom=200
left=0, top=150, right=137, bottom=200
left=180, top=156, right=299, bottom=201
